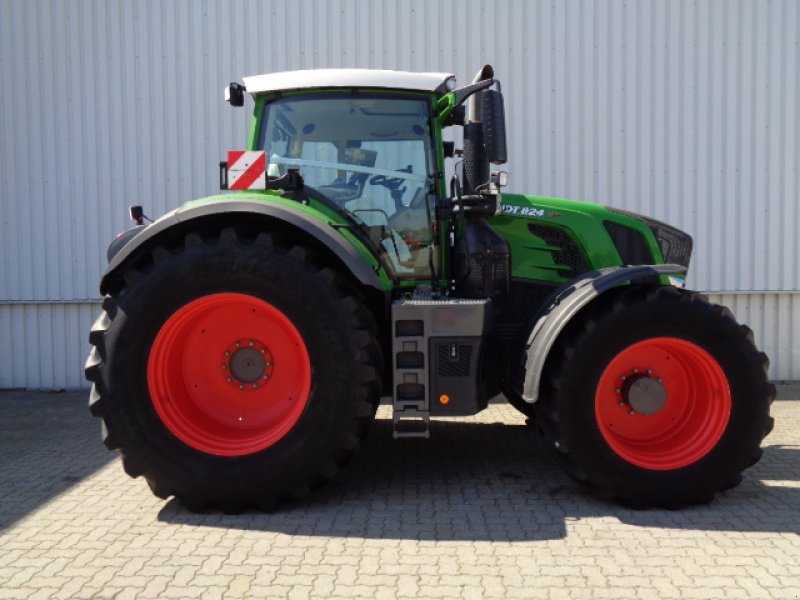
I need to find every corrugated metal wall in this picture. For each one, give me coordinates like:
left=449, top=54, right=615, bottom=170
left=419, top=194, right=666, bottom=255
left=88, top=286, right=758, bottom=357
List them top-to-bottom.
left=1, top=0, right=797, bottom=388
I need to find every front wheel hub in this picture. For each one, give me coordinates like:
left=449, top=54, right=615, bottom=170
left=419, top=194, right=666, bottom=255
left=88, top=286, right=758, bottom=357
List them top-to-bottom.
left=595, top=337, right=732, bottom=470
left=621, top=372, right=667, bottom=416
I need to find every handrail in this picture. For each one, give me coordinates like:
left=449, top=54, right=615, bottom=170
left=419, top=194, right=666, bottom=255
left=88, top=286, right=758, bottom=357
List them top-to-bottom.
left=270, top=155, right=428, bottom=184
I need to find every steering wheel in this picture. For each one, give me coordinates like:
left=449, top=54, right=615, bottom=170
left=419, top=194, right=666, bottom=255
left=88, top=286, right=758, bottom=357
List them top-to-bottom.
left=369, top=174, right=406, bottom=191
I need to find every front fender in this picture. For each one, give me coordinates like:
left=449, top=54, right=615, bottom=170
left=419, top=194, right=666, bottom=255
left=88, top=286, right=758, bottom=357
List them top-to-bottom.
left=100, top=199, right=384, bottom=295
left=521, top=264, right=688, bottom=404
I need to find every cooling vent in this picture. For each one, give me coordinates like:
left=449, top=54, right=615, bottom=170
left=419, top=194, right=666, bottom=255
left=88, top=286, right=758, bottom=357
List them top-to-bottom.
left=527, top=223, right=589, bottom=278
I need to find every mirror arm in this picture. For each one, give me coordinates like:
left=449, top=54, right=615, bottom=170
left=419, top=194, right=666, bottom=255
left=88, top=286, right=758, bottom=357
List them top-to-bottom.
left=452, top=79, right=495, bottom=107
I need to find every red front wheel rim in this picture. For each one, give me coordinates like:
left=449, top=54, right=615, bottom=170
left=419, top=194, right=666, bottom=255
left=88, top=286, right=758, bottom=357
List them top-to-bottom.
left=147, top=293, right=311, bottom=456
left=594, top=337, right=731, bottom=470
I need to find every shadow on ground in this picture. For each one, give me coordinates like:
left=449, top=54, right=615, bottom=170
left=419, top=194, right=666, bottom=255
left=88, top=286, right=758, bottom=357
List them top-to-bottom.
left=2, top=388, right=795, bottom=541
left=0, top=390, right=115, bottom=530
left=157, top=413, right=800, bottom=541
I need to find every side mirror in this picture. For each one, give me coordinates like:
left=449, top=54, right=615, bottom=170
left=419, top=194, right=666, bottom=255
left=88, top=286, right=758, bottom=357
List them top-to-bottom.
left=225, top=82, right=245, bottom=107
left=481, top=89, right=507, bottom=164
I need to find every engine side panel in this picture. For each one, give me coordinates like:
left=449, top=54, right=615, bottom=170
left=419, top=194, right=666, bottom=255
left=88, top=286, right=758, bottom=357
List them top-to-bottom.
left=489, top=193, right=665, bottom=285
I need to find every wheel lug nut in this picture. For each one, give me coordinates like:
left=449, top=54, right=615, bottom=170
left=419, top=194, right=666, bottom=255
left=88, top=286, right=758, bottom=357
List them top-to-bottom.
left=249, top=341, right=254, bottom=347
left=260, top=349, right=265, bottom=354
left=225, top=351, right=230, bottom=357
left=222, top=365, right=227, bottom=370
left=633, top=368, right=638, bottom=374
left=646, top=369, right=652, bottom=375
left=620, top=375, right=626, bottom=381
left=227, top=377, right=232, bottom=383
left=252, top=384, right=258, bottom=389
left=239, top=385, right=244, bottom=390
left=615, top=388, right=621, bottom=394
left=618, top=401, right=625, bottom=407
left=629, top=410, right=635, bottom=415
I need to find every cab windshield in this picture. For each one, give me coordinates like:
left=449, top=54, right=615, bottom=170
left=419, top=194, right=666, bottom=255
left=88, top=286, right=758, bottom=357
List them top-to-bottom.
left=258, top=95, right=436, bottom=279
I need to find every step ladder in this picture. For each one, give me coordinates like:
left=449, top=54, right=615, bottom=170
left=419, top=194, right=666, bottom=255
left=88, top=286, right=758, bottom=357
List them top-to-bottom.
left=390, top=296, right=491, bottom=439
left=391, top=300, right=431, bottom=438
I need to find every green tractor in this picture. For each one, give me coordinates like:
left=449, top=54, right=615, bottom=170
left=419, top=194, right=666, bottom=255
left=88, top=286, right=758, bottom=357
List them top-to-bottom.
left=85, top=65, right=774, bottom=511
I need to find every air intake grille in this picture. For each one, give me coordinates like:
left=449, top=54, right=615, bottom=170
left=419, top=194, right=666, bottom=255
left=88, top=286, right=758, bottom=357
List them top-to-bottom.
left=606, top=207, right=694, bottom=269
left=646, top=220, right=693, bottom=269
left=603, top=221, right=654, bottom=265
left=527, top=223, right=589, bottom=278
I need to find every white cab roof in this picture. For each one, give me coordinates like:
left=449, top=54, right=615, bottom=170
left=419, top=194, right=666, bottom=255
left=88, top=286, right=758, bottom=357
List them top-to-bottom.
left=243, top=69, right=454, bottom=96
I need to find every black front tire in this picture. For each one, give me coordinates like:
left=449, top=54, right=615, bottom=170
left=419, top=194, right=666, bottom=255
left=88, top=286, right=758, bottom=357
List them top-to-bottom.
left=534, top=285, right=775, bottom=508
left=502, top=384, right=537, bottom=420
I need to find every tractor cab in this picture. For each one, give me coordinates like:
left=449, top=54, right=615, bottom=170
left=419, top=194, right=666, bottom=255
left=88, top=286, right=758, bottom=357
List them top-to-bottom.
left=223, top=67, right=508, bottom=291
left=257, top=93, right=438, bottom=279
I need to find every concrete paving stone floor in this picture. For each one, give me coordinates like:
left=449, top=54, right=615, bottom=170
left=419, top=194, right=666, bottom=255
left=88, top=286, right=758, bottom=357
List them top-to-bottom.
left=1, top=385, right=798, bottom=599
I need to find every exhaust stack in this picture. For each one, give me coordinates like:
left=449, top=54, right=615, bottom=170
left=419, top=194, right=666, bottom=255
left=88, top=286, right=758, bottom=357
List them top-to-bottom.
left=462, top=65, right=494, bottom=195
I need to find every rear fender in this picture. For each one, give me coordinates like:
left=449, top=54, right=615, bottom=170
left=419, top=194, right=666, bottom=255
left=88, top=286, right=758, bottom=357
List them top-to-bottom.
left=100, top=199, right=384, bottom=295
left=521, top=264, right=688, bottom=404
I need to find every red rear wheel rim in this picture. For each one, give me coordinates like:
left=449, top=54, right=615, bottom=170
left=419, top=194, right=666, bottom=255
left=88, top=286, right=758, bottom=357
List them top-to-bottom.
left=147, top=293, right=311, bottom=456
left=594, top=337, right=731, bottom=470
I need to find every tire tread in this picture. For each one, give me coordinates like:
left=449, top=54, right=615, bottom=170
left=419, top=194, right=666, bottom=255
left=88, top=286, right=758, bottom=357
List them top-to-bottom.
left=86, top=225, right=381, bottom=512
left=532, top=285, right=773, bottom=508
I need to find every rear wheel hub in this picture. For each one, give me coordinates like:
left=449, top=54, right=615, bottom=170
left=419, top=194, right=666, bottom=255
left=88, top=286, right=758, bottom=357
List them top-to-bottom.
left=147, top=293, right=311, bottom=456
left=223, top=339, right=274, bottom=389
left=230, top=347, right=265, bottom=383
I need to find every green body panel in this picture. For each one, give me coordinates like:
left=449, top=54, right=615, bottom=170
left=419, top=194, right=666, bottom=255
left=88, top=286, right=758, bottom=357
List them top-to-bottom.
left=240, top=86, right=450, bottom=291
left=246, top=96, right=265, bottom=148
left=183, top=188, right=670, bottom=293
left=490, top=194, right=666, bottom=285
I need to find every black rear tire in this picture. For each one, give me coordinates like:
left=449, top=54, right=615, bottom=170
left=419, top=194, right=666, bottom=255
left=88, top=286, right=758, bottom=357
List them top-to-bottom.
left=85, top=226, right=382, bottom=511
left=534, top=285, right=774, bottom=508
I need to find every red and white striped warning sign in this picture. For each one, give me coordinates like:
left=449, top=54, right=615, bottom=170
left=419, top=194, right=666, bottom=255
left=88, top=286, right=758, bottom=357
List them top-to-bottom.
left=227, top=150, right=267, bottom=190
